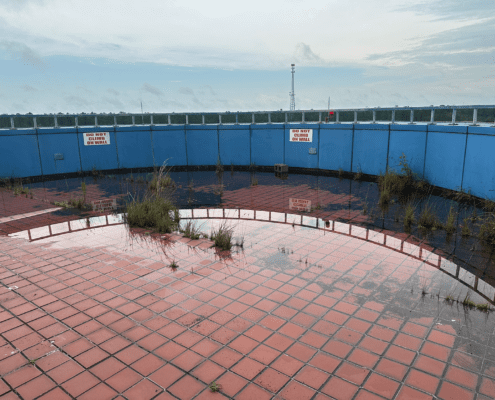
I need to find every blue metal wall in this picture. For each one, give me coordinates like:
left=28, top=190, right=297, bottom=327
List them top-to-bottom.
left=1, top=123, right=494, bottom=201
left=219, top=125, right=250, bottom=166
left=319, top=125, right=353, bottom=172
left=152, top=126, right=187, bottom=167
left=78, top=127, right=119, bottom=172
left=0, top=129, right=41, bottom=178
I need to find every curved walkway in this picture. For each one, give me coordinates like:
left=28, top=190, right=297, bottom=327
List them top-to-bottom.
left=1, top=210, right=495, bottom=399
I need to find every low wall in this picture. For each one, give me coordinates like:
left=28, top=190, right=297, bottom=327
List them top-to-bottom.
left=1, top=123, right=495, bottom=201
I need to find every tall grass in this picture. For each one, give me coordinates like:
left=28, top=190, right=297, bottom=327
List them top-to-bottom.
left=125, top=161, right=180, bottom=234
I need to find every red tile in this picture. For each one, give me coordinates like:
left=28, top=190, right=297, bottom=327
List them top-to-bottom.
left=334, top=301, right=359, bottom=315
left=354, top=309, right=379, bottom=322
left=323, top=310, right=349, bottom=325
left=259, top=315, right=285, bottom=330
left=345, top=318, right=372, bottom=334
left=278, top=322, right=306, bottom=339
left=402, top=322, right=428, bottom=338
left=244, top=325, right=272, bottom=342
left=368, top=325, right=396, bottom=342
left=210, top=327, right=238, bottom=344
left=334, top=327, right=363, bottom=345
left=427, top=330, right=455, bottom=348
left=299, top=331, right=327, bottom=348
left=137, top=332, right=168, bottom=351
left=264, top=333, right=294, bottom=352
left=394, top=333, right=422, bottom=351
left=229, top=335, right=259, bottom=355
left=99, top=336, right=131, bottom=354
left=359, top=336, right=388, bottom=355
left=191, top=338, right=221, bottom=357
left=322, top=339, right=353, bottom=358
left=154, top=341, right=186, bottom=361
left=420, top=341, right=450, bottom=362
left=286, top=342, right=317, bottom=362
left=249, top=344, right=281, bottom=365
left=115, top=345, right=147, bottom=365
left=384, top=345, right=416, bottom=365
left=75, top=346, right=109, bottom=368
left=210, top=348, right=243, bottom=369
left=347, top=348, right=379, bottom=369
left=172, top=350, right=204, bottom=371
left=309, top=352, right=341, bottom=374
left=131, top=353, right=164, bottom=376
left=271, top=354, right=304, bottom=376
left=414, top=355, right=446, bottom=377
left=90, top=357, right=126, bottom=380
left=231, top=357, right=264, bottom=380
left=376, top=358, right=408, bottom=381
left=191, top=360, right=226, bottom=383
left=47, top=361, right=85, bottom=384
left=335, top=362, right=370, bottom=385
left=149, top=364, right=184, bottom=389
left=4, top=365, right=41, bottom=388
left=294, top=365, right=330, bottom=389
left=444, top=365, right=478, bottom=390
left=255, top=367, right=290, bottom=392
left=106, top=368, right=142, bottom=392
left=405, top=369, right=439, bottom=394
left=61, top=371, right=100, bottom=398
left=216, top=371, right=248, bottom=398
left=363, top=373, right=400, bottom=399
left=16, top=375, right=55, bottom=400
left=168, top=375, right=205, bottom=399
left=321, top=376, right=358, bottom=400
left=480, top=377, right=495, bottom=398
left=123, top=379, right=163, bottom=400
left=278, top=380, right=316, bottom=400
left=437, top=381, right=474, bottom=400
left=77, top=383, right=117, bottom=400
left=236, top=383, right=272, bottom=400
left=396, top=386, right=433, bottom=400
left=37, top=387, right=72, bottom=400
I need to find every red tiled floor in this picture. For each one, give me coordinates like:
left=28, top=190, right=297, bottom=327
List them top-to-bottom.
left=2, top=207, right=495, bottom=400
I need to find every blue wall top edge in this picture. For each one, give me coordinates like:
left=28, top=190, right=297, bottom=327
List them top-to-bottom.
left=427, top=125, right=468, bottom=134
left=468, top=126, right=495, bottom=136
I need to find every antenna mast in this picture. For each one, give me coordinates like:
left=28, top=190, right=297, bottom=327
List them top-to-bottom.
left=290, top=64, right=295, bottom=111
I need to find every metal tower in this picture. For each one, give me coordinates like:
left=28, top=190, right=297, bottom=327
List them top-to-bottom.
left=290, top=64, right=295, bottom=111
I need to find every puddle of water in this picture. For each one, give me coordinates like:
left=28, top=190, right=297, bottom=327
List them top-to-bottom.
left=9, top=168, right=495, bottom=285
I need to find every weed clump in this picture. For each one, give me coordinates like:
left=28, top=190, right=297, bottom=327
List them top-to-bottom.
left=377, top=153, right=429, bottom=203
left=147, top=162, right=176, bottom=195
left=126, top=195, right=180, bottom=234
left=417, top=202, right=443, bottom=231
left=404, top=203, right=415, bottom=232
left=445, top=204, right=457, bottom=234
left=478, top=213, right=495, bottom=246
left=461, top=218, right=471, bottom=237
left=180, top=220, right=202, bottom=240
left=210, top=221, right=234, bottom=251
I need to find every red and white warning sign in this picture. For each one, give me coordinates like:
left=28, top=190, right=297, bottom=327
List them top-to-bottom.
left=289, top=129, right=313, bottom=142
left=84, top=132, right=110, bottom=146
left=92, top=198, right=117, bottom=212
left=289, top=198, right=311, bottom=212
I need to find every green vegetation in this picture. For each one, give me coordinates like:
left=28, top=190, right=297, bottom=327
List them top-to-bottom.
left=377, top=153, right=429, bottom=204
left=124, top=162, right=180, bottom=234
left=251, top=176, right=258, bottom=186
left=417, top=202, right=443, bottom=231
left=404, top=203, right=415, bottom=232
left=445, top=204, right=457, bottom=234
left=478, top=213, right=495, bottom=246
left=179, top=220, right=202, bottom=240
left=209, top=221, right=234, bottom=251
left=170, top=260, right=179, bottom=269
left=209, top=382, right=222, bottom=393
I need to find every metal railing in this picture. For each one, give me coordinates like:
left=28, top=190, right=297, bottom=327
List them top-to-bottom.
left=2, top=105, right=495, bottom=130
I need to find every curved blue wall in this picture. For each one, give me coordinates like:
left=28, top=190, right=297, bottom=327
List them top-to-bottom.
left=1, top=123, right=495, bottom=201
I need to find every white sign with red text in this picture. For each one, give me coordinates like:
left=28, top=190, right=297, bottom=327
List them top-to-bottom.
left=289, top=129, right=313, bottom=143
left=84, top=132, right=110, bottom=146
left=92, top=198, right=117, bottom=212
left=289, top=198, right=311, bottom=212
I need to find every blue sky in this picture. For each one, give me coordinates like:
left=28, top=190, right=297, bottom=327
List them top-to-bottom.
left=0, top=0, right=494, bottom=114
